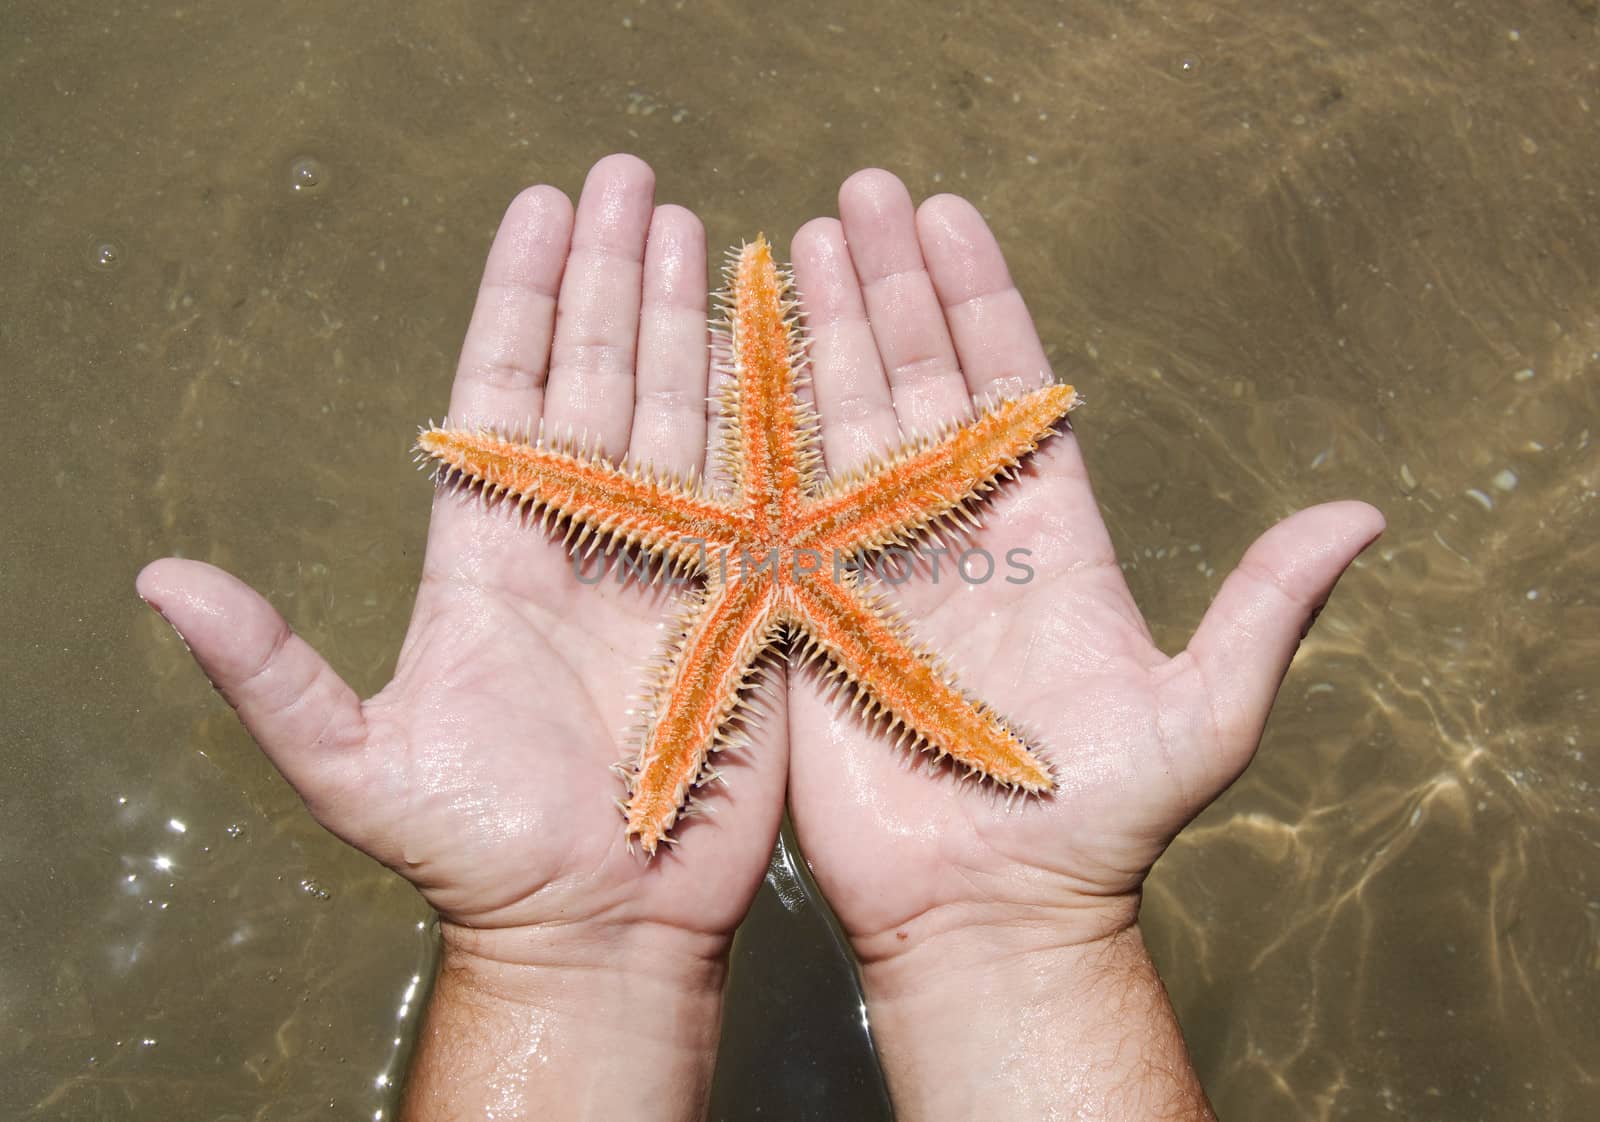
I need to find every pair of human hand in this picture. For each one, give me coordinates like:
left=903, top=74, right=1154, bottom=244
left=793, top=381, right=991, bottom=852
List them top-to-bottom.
left=138, top=153, right=1381, bottom=1117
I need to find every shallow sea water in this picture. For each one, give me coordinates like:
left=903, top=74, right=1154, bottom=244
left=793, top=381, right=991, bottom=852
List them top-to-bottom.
left=3, top=0, right=1597, bottom=1118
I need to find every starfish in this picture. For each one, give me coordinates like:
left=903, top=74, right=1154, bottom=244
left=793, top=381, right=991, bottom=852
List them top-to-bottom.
left=417, top=236, right=1080, bottom=854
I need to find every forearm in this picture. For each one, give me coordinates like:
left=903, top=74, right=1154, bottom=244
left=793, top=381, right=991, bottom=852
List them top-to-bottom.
left=862, top=924, right=1215, bottom=1122
left=402, top=926, right=727, bottom=1122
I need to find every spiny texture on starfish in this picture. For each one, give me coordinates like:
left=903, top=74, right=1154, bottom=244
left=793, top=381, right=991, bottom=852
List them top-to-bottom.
left=417, top=236, right=1080, bottom=854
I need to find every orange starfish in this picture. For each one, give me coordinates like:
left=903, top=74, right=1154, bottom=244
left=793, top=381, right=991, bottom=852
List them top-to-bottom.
left=417, top=237, right=1079, bottom=853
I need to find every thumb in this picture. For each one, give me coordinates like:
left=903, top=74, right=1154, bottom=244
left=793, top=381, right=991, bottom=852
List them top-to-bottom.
left=1185, top=501, right=1385, bottom=757
left=136, top=558, right=368, bottom=817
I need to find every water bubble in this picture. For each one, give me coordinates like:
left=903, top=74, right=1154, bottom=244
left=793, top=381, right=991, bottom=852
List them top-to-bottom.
left=1178, top=56, right=1199, bottom=77
left=288, top=156, right=329, bottom=196
left=88, top=237, right=126, bottom=271
left=224, top=823, right=245, bottom=840
left=299, top=877, right=332, bottom=901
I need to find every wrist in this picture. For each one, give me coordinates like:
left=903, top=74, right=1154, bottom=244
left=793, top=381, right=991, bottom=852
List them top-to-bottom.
left=853, top=889, right=1141, bottom=1004
left=859, top=914, right=1144, bottom=1034
left=440, top=915, right=730, bottom=999
left=857, top=915, right=1214, bottom=1122
left=434, top=918, right=729, bottom=1072
left=402, top=922, right=728, bottom=1122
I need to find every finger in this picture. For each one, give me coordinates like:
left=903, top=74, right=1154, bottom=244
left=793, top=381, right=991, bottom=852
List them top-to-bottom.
left=542, top=153, right=657, bottom=460
left=838, top=169, right=973, bottom=434
left=447, top=185, right=575, bottom=428
left=912, top=192, right=1110, bottom=548
left=916, top=194, right=1054, bottom=400
left=627, top=204, right=711, bottom=479
left=791, top=217, right=899, bottom=475
left=1185, top=501, right=1387, bottom=754
left=136, top=559, right=367, bottom=818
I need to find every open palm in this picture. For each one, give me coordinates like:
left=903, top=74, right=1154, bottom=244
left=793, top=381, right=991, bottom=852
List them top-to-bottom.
left=137, top=156, right=787, bottom=963
left=784, top=171, right=1384, bottom=963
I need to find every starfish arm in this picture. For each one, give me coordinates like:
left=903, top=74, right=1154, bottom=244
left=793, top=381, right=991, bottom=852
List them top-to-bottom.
left=720, top=238, right=822, bottom=514
left=794, top=383, right=1079, bottom=558
left=417, top=426, right=745, bottom=564
left=788, top=573, right=1053, bottom=791
left=624, top=574, right=783, bottom=854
